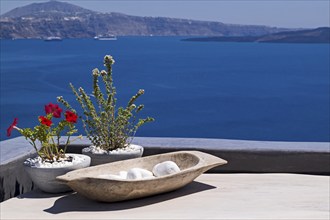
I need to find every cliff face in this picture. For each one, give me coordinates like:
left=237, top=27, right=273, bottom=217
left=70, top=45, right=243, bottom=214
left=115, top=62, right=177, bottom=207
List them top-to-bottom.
left=0, top=1, right=288, bottom=39
left=183, top=27, right=330, bottom=44
left=256, top=27, right=330, bottom=43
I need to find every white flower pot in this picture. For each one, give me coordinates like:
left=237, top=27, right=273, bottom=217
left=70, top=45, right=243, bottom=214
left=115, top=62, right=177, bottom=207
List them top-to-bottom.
left=82, top=144, right=144, bottom=166
left=24, top=153, right=91, bottom=193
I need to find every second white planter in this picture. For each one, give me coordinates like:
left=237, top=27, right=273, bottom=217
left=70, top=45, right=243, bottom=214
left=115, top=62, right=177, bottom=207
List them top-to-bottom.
left=82, top=144, right=144, bottom=166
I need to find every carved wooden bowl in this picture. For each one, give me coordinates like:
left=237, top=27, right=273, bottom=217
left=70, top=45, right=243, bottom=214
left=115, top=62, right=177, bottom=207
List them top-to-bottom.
left=57, top=151, right=227, bottom=202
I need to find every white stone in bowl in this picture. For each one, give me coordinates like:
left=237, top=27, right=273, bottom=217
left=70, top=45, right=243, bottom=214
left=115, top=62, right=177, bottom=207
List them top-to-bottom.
left=152, top=161, right=181, bottom=177
left=127, top=168, right=154, bottom=179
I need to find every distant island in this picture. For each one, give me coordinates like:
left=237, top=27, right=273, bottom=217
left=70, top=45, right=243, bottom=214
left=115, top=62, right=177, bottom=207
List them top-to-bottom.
left=0, top=0, right=290, bottom=39
left=182, top=27, right=330, bottom=44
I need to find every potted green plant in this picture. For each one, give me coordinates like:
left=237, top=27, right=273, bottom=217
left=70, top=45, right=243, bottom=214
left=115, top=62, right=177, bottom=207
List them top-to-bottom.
left=58, top=55, right=154, bottom=166
left=7, top=103, right=91, bottom=193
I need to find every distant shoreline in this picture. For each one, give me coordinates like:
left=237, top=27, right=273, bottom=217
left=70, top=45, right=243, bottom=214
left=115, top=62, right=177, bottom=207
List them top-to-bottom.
left=182, top=27, right=330, bottom=44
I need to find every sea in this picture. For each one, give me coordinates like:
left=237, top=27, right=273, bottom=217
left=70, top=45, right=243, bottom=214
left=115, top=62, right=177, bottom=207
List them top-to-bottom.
left=1, top=37, right=329, bottom=142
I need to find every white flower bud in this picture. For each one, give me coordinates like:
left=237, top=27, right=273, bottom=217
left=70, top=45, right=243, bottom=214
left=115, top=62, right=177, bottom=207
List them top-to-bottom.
left=104, top=55, right=115, bottom=66
left=92, top=68, right=100, bottom=76
left=100, top=70, right=107, bottom=76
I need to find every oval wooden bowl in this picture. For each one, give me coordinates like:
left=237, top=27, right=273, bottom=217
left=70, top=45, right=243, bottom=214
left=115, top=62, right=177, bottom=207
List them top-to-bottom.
left=57, top=151, right=227, bottom=202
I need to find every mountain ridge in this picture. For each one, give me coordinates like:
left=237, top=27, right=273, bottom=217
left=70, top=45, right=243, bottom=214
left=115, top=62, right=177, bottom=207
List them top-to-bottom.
left=0, top=0, right=291, bottom=39
left=1, top=0, right=94, bottom=17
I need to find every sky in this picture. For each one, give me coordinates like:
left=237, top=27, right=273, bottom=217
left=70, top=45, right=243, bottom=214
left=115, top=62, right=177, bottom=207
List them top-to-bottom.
left=0, top=0, right=329, bottom=28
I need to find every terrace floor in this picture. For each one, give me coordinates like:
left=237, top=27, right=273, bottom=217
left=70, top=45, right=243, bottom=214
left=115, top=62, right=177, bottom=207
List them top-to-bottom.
left=1, top=173, right=329, bottom=219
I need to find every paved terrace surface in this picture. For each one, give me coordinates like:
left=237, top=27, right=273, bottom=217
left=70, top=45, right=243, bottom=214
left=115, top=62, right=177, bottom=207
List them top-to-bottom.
left=1, top=173, right=329, bottom=219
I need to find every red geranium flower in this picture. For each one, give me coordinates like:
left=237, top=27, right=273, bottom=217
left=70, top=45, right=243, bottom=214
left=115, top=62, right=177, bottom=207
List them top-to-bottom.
left=45, top=103, right=62, bottom=118
left=65, top=111, right=78, bottom=123
left=39, top=116, right=52, bottom=127
left=7, top=118, right=18, bottom=137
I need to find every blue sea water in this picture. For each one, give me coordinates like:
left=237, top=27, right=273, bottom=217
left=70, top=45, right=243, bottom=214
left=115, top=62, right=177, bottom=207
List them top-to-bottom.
left=1, top=37, right=329, bottom=142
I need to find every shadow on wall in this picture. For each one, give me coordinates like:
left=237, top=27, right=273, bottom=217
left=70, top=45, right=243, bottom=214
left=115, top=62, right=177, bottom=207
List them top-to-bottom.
left=0, top=155, right=36, bottom=202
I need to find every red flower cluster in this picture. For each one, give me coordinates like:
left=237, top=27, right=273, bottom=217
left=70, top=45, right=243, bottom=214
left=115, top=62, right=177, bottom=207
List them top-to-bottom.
left=7, top=103, right=79, bottom=138
left=45, top=103, right=62, bottom=118
left=65, top=111, right=78, bottom=123
left=39, top=116, right=52, bottom=127
left=7, top=118, right=18, bottom=137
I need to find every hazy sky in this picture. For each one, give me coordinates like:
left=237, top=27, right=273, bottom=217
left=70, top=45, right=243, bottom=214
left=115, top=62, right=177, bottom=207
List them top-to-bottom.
left=1, top=0, right=329, bottom=28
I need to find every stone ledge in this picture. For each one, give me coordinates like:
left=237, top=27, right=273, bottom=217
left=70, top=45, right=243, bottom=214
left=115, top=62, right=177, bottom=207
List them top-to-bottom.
left=1, top=136, right=329, bottom=202
left=65, top=136, right=330, bottom=174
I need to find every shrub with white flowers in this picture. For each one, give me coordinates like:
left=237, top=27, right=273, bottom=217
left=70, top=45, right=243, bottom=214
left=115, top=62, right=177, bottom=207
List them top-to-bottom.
left=58, top=55, right=154, bottom=151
